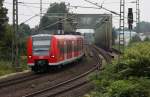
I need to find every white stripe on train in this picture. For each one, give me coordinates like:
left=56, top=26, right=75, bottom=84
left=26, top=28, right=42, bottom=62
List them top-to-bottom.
left=28, top=54, right=84, bottom=66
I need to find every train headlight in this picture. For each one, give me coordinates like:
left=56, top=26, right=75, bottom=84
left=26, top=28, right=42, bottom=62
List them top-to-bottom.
left=51, top=55, right=55, bottom=58
left=29, top=56, right=32, bottom=59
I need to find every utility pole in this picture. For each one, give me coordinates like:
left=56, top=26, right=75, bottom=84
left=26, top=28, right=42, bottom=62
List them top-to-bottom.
left=13, top=0, right=19, bottom=68
left=40, top=0, right=42, bottom=19
left=119, top=0, right=125, bottom=52
left=136, top=0, right=140, bottom=34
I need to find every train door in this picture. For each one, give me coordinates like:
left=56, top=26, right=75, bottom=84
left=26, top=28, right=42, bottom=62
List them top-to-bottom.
left=74, top=39, right=77, bottom=57
left=76, top=39, right=79, bottom=56
left=79, top=39, right=82, bottom=55
left=58, top=40, right=63, bottom=62
left=64, top=40, right=67, bottom=60
left=66, top=40, right=70, bottom=59
left=69, top=40, right=72, bottom=58
left=72, top=40, right=74, bottom=58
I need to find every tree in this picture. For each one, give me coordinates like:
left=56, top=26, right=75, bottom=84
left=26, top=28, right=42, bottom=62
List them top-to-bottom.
left=0, top=0, right=8, bottom=38
left=0, top=0, right=9, bottom=60
left=39, top=2, right=69, bottom=31
left=134, top=21, right=150, bottom=33
left=19, top=23, right=31, bottom=37
left=0, top=24, right=13, bottom=60
left=130, top=34, right=141, bottom=43
left=144, top=37, right=150, bottom=41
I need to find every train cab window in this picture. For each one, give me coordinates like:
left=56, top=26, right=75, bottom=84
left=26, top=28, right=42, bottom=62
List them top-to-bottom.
left=32, top=36, right=51, bottom=56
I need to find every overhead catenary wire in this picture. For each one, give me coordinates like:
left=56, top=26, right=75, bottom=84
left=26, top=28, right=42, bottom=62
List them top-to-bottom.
left=5, top=0, right=138, bottom=29
left=84, top=0, right=120, bottom=15
left=4, top=2, right=48, bottom=9
left=19, top=3, right=59, bottom=24
left=67, top=5, right=101, bottom=9
left=21, top=14, right=39, bottom=24
left=38, top=14, right=76, bottom=31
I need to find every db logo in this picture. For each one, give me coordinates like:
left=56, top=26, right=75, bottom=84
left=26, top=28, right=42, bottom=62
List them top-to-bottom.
left=39, top=56, right=44, bottom=59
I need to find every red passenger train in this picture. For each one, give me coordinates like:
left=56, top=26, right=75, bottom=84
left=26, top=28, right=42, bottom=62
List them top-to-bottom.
left=27, top=34, right=84, bottom=72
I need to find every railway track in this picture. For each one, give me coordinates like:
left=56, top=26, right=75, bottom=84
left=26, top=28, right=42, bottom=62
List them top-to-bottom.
left=0, top=45, right=112, bottom=97
left=22, top=45, right=103, bottom=97
left=93, top=45, right=112, bottom=63
left=110, top=48, right=122, bottom=55
left=0, top=49, right=96, bottom=97
left=23, top=67, right=97, bottom=97
left=0, top=72, right=45, bottom=89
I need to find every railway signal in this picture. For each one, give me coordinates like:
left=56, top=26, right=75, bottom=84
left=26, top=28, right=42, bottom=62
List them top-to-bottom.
left=128, top=8, right=133, bottom=41
left=128, top=8, right=133, bottom=30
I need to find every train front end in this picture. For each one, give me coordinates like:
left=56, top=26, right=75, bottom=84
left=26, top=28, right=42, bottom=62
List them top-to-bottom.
left=27, top=34, right=52, bottom=72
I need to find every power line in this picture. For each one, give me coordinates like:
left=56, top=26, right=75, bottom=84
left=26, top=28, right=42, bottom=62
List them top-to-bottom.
left=84, top=0, right=120, bottom=15
left=99, top=1, right=137, bottom=4
left=4, top=2, right=48, bottom=9
left=18, top=2, right=50, bottom=5
left=19, top=3, right=58, bottom=24
left=67, top=5, right=101, bottom=9
left=21, top=14, right=39, bottom=24
left=38, top=14, right=76, bottom=31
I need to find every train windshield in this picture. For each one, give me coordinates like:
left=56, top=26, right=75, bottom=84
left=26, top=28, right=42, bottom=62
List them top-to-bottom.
left=32, top=36, right=51, bottom=56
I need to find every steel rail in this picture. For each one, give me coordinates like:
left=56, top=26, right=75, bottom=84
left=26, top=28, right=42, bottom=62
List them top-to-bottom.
left=23, top=45, right=103, bottom=97
left=0, top=72, right=44, bottom=88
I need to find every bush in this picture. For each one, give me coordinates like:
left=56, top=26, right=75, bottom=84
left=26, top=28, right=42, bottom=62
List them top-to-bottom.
left=130, top=35, right=141, bottom=43
left=144, top=37, right=150, bottom=41
left=90, top=42, right=150, bottom=97
left=123, top=42, right=150, bottom=77
left=108, top=80, right=149, bottom=97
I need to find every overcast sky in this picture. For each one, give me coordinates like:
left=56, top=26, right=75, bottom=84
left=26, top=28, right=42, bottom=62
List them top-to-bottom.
left=4, top=0, right=149, bottom=28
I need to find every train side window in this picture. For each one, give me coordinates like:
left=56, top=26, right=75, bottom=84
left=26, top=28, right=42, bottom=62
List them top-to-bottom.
left=58, top=40, right=65, bottom=54
left=78, top=40, right=79, bottom=51
left=82, top=40, right=83, bottom=50
left=62, top=41, right=65, bottom=54
left=64, top=41, right=66, bottom=54
left=67, top=41, right=69, bottom=53
left=69, top=41, right=71, bottom=53
left=70, top=41, right=72, bottom=53
left=74, top=41, right=77, bottom=52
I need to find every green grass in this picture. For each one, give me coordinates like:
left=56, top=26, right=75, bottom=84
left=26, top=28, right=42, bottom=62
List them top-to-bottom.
left=0, top=57, right=28, bottom=76
left=0, top=61, right=16, bottom=76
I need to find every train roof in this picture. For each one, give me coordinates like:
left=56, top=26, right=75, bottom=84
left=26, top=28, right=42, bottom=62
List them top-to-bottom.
left=31, top=34, right=83, bottom=40
left=32, top=34, right=51, bottom=37
left=54, top=35, right=83, bottom=40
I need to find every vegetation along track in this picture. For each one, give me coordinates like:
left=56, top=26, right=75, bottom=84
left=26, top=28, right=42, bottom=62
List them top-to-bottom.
left=0, top=44, right=97, bottom=97
left=0, top=44, right=92, bottom=89
left=0, top=45, right=111, bottom=97
left=22, top=45, right=103, bottom=97
left=0, top=72, right=43, bottom=88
